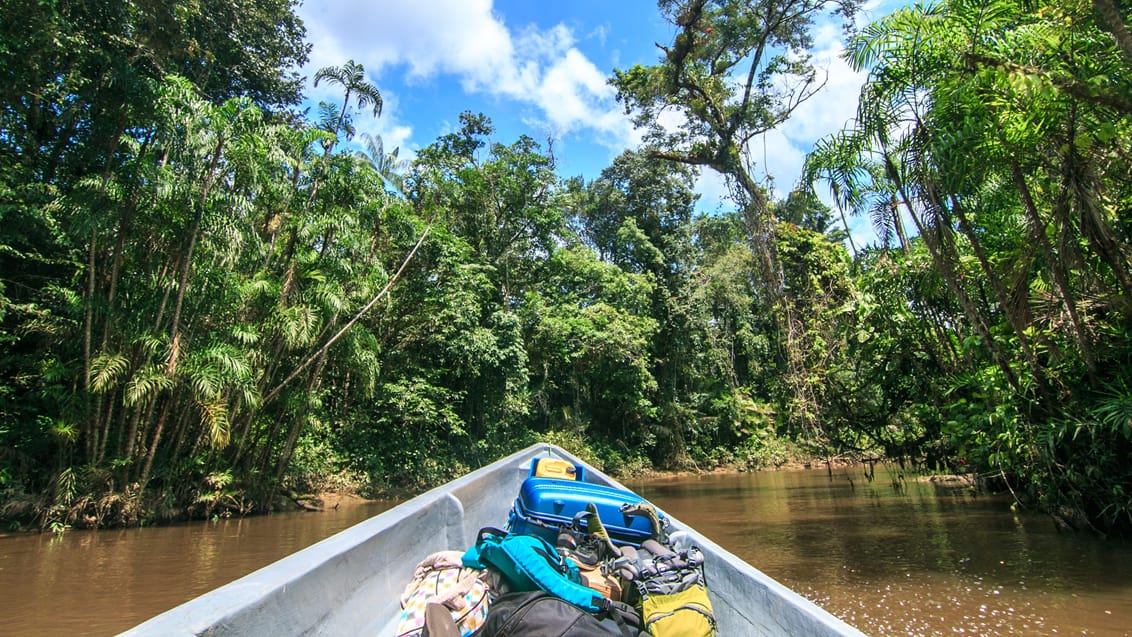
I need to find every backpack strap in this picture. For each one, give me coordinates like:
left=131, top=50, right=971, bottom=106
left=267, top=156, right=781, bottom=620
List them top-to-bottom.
left=619, top=502, right=668, bottom=543
left=574, top=503, right=623, bottom=558
left=461, top=527, right=508, bottom=570
left=464, top=530, right=609, bottom=613
left=434, top=569, right=483, bottom=611
left=604, top=599, right=646, bottom=637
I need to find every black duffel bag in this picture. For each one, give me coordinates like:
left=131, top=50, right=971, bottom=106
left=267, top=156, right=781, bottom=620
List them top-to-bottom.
left=470, top=591, right=645, bottom=637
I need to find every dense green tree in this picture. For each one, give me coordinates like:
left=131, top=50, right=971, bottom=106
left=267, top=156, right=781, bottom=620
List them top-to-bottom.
left=0, top=0, right=308, bottom=182
left=0, top=0, right=311, bottom=522
left=4, top=0, right=1132, bottom=538
left=610, top=0, right=864, bottom=434
left=824, top=0, right=1132, bottom=532
left=330, top=114, right=566, bottom=485
left=573, top=152, right=705, bottom=464
left=523, top=247, right=659, bottom=461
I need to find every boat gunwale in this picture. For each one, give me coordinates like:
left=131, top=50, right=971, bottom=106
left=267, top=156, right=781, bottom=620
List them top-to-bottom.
left=120, top=443, right=865, bottom=636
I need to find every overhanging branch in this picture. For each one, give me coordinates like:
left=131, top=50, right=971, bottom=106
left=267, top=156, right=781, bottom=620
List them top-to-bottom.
left=262, top=221, right=433, bottom=405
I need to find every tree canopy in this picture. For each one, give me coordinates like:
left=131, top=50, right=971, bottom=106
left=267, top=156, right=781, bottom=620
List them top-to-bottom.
left=2, top=0, right=1131, bottom=537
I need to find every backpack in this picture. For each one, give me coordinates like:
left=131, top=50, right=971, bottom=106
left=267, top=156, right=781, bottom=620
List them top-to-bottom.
left=614, top=506, right=717, bottom=637
left=462, top=527, right=612, bottom=614
left=395, top=550, right=494, bottom=637
left=470, top=591, right=646, bottom=637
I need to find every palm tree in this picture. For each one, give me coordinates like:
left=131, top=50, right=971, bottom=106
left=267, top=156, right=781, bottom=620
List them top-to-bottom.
left=846, top=6, right=1029, bottom=394
left=313, top=60, right=382, bottom=148
left=804, top=131, right=866, bottom=258
left=354, top=132, right=408, bottom=195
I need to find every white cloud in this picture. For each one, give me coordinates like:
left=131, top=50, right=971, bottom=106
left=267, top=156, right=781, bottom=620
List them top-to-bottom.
left=295, top=0, right=876, bottom=241
left=297, top=0, right=636, bottom=152
left=300, top=0, right=512, bottom=82
left=744, top=23, right=868, bottom=197
left=781, top=27, right=867, bottom=142
left=537, top=50, right=617, bottom=132
left=352, top=92, right=415, bottom=159
left=750, top=128, right=809, bottom=198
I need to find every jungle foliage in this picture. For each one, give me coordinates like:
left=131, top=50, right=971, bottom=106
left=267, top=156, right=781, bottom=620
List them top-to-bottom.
left=1, top=0, right=1130, bottom=536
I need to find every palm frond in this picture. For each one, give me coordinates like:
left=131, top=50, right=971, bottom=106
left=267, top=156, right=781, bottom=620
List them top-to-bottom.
left=867, top=197, right=897, bottom=248
left=277, top=305, right=319, bottom=349
left=89, top=353, right=129, bottom=394
left=124, top=365, right=174, bottom=407
left=1092, top=380, right=1132, bottom=440
left=197, top=398, right=231, bottom=449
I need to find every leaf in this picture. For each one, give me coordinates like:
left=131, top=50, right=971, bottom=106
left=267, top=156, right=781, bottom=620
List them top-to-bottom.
left=89, top=353, right=129, bottom=394
left=124, top=365, right=174, bottom=406
left=198, top=399, right=231, bottom=449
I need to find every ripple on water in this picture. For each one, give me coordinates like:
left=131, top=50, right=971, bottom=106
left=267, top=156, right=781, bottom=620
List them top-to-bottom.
left=632, top=468, right=1132, bottom=637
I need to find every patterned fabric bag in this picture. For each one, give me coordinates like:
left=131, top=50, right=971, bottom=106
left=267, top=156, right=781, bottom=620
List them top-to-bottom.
left=395, top=550, right=493, bottom=637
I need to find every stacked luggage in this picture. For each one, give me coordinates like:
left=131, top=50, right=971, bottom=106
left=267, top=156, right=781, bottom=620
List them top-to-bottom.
left=395, top=458, right=716, bottom=637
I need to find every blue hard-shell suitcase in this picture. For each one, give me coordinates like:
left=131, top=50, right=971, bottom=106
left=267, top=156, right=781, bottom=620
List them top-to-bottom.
left=507, top=459, right=661, bottom=547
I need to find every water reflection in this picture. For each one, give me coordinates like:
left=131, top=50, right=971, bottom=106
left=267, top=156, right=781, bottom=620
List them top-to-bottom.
left=3, top=466, right=1130, bottom=636
left=630, top=466, right=1132, bottom=636
left=0, top=499, right=394, bottom=636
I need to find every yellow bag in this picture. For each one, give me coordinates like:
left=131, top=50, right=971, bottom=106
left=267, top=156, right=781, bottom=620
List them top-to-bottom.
left=532, top=458, right=580, bottom=480
left=639, top=584, right=716, bottom=636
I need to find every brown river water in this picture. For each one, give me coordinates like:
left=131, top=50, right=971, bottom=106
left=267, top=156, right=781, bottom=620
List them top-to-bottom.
left=1, top=464, right=1130, bottom=636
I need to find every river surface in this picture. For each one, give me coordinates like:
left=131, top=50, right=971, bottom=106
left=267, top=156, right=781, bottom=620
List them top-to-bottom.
left=1, top=465, right=1130, bottom=636
left=628, top=467, right=1132, bottom=636
left=0, top=498, right=397, bottom=636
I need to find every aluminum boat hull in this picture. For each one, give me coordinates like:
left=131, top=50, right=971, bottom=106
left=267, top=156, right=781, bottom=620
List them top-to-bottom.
left=122, top=444, right=865, bottom=636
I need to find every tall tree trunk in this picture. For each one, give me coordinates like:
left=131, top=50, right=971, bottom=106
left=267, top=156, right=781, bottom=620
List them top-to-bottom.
left=166, top=140, right=223, bottom=376
left=887, top=157, right=1022, bottom=393
left=1007, top=158, right=1098, bottom=379
left=832, top=194, right=858, bottom=258
left=890, top=195, right=910, bottom=254
left=948, top=195, right=1048, bottom=392
left=100, top=205, right=133, bottom=352
left=930, top=213, right=1022, bottom=392
left=82, top=232, right=97, bottom=460
left=152, top=259, right=176, bottom=333
left=925, top=304, right=961, bottom=368
left=273, top=359, right=328, bottom=485
left=96, top=393, right=116, bottom=464
left=138, top=399, right=172, bottom=490
left=123, top=400, right=145, bottom=458
left=169, top=404, right=195, bottom=466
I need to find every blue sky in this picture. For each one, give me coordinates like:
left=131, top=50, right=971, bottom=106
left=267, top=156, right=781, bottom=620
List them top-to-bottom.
left=295, top=0, right=902, bottom=245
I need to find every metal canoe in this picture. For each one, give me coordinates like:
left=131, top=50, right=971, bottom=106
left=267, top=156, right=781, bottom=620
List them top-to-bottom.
left=120, top=443, right=865, bottom=637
